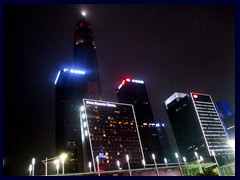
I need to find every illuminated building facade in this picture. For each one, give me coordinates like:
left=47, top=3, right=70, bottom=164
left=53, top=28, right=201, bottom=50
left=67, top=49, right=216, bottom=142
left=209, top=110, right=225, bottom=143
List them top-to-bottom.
left=73, top=15, right=101, bottom=99
left=55, top=16, right=102, bottom=173
left=55, top=68, right=87, bottom=172
left=116, top=78, right=163, bottom=164
left=165, top=92, right=234, bottom=165
left=80, top=99, right=144, bottom=172
left=214, top=101, right=235, bottom=140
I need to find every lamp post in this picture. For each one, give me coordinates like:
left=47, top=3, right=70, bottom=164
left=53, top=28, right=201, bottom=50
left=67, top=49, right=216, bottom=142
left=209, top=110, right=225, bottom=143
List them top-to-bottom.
left=211, top=151, right=220, bottom=176
left=195, top=152, right=203, bottom=174
left=60, top=153, right=67, bottom=175
left=175, top=153, right=183, bottom=176
left=152, top=154, right=159, bottom=176
left=126, top=155, right=132, bottom=176
left=96, top=156, right=100, bottom=176
left=183, top=157, right=186, bottom=165
left=32, top=158, right=35, bottom=176
left=164, top=158, right=168, bottom=167
left=54, top=159, right=60, bottom=174
left=142, top=159, right=146, bottom=168
left=117, top=160, right=120, bottom=170
left=88, top=162, right=92, bottom=172
left=29, top=164, right=32, bottom=176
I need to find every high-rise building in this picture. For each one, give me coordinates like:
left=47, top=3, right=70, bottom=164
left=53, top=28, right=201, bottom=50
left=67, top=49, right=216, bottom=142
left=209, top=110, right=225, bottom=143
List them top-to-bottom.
left=73, top=15, right=101, bottom=99
left=55, top=16, right=101, bottom=173
left=55, top=68, right=87, bottom=172
left=116, top=78, right=163, bottom=164
left=165, top=92, right=234, bottom=165
left=80, top=99, right=144, bottom=171
left=214, top=101, right=235, bottom=140
left=155, top=120, right=174, bottom=163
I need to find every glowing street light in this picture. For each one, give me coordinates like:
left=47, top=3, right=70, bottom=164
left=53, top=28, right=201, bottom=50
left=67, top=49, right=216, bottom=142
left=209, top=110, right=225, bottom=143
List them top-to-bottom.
left=195, top=152, right=203, bottom=174
left=60, top=153, right=67, bottom=174
left=175, top=153, right=183, bottom=176
left=152, top=154, right=159, bottom=176
left=126, top=155, right=132, bottom=176
left=96, top=156, right=100, bottom=176
left=183, top=157, right=187, bottom=165
left=32, top=158, right=35, bottom=176
left=164, top=158, right=168, bottom=166
left=54, top=159, right=60, bottom=174
left=142, top=159, right=146, bottom=168
left=117, top=160, right=120, bottom=170
left=88, top=162, right=92, bottom=172
left=29, top=164, right=32, bottom=176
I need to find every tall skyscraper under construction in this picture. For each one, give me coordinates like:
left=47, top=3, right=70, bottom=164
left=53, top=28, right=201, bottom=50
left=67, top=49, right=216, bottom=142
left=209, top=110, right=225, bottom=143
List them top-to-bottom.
left=55, top=15, right=101, bottom=173
left=116, top=78, right=163, bottom=164
left=165, top=92, right=234, bottom=166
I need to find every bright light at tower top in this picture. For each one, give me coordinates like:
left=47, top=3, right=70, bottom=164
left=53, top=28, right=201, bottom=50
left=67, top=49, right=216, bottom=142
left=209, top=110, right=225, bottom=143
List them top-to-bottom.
left=81, top=11, right=86, bottom=16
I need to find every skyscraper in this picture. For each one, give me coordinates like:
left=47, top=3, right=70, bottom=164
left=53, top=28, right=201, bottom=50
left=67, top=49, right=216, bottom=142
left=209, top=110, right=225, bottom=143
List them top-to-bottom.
left=55, top=15, right=101, bottom=172
left=73, top=15, right=101, bottom=99
left=116, top=78, right=163, bottom=164
left=165, top=92, right=234, bottom=165
left=80, top=99, right=144, bottom=172
left=214, top=101, right=235, bottom=140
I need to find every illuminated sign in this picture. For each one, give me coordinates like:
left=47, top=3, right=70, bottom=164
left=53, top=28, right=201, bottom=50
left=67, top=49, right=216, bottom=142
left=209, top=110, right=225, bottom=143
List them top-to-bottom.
left=63, top=68, right=85, bottom=75
left=117, top=78, right=144, bottom=90
left=86, top=100, right=116, bottom=107
left=98, top=153, right=106, bottom=159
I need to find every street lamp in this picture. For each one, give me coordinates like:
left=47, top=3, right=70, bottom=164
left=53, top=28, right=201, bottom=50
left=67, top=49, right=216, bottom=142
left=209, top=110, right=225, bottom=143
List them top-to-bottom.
left=195, top=152, right=203, bottom=174
left=60, top=153, right=67, bottom=175
left=175, top=153, right=183, bottom=176
left=152, top=154, right=159, bottom=176
left=126, top=155, right=132, bottom=176
left=96, top=156, right=100, bottom=176
left=183, top=157, right=187, bottom=165
left=32, top=158, right=35, bottom=176
left=164, top=158, right=168, bottom=166
left=54, top=159, right=60, bottom=174
left=142, top=159, right=146, bottom=168
left=117, top=160, right=120, bottom=170
left=88, top=162, right=92, bottom=172
left=29, top=164, right=32, bottom=176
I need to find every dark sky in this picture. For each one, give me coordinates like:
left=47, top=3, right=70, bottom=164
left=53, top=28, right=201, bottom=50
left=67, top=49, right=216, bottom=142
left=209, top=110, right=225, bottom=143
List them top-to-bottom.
left=3, top=4, right=235, bottom=175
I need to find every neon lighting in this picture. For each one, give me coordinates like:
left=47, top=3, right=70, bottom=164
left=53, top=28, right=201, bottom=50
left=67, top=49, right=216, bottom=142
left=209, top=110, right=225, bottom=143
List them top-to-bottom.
left=63, top=68, right=85, bottom=75
left=70, top=69, right=85, bottom=75
left=54, top=70, right=61, bottom=85
left=126, top=78, right=131, bottom=82
left=132, top=79, right=144, bottom=84
left=122, top=80, right=126, bottom=85
left=118, top=84, right=123, bottom=90
left=116, top=90, right=119, bottom=94
left=193, top=94, right=198, bottom=98
left=86, top=100, right=116, bottom=107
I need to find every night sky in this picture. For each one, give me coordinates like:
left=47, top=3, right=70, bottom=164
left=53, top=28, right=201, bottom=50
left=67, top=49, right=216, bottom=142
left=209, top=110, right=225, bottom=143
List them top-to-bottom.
left=3, top=4, right=235, bottom=175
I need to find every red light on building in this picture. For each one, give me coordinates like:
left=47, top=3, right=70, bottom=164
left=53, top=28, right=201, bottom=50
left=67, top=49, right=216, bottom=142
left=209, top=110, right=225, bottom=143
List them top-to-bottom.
left=79, top=22, right=84, bottom=27
left=193, top=94, right=198, bottom=98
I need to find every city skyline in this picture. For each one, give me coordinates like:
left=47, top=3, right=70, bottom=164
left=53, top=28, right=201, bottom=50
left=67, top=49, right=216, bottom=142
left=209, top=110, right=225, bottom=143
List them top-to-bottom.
left=3, top=4, right=235, bottom=175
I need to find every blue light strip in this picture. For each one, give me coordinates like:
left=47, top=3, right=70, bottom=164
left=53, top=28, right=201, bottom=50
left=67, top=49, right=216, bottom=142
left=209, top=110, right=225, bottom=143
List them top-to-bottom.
left=54, top=70, right=61, bottom=85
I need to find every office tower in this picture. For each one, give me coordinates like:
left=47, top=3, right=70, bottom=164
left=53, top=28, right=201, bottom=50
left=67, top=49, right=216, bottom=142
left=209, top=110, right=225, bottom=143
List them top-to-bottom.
left=73, top=15, right=101, bottom=99
left=55, top=16, right=101, bottom=172
left=55, top=68, right=87, bottom=172
left=116, top=78, right=163, bottom=164
left=165, top=92, right=234, bottom=165
left=80, top=99, right=144, bottom=171
left=214, top=101, right=235, bottom=140
left=155, top=120, right=174, bottom=162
